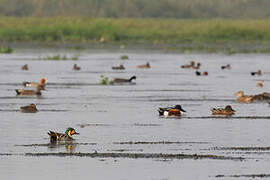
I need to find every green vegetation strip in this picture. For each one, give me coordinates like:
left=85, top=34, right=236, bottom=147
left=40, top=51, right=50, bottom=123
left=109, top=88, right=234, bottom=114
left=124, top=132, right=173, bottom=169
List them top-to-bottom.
left=1, top=17, right=270, bottom=52
left=24, top=152, right=244, bottom=160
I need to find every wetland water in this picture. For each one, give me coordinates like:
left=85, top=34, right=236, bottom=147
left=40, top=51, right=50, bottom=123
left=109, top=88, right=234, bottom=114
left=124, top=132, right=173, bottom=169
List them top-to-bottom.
left=1, top=48, right=270, bottom=179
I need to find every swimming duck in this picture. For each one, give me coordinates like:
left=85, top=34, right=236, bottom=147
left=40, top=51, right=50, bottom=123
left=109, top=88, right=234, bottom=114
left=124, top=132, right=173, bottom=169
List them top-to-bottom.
left=181, top=61, right=195, bottom=69
left=137, top=62, right=150, bottom=69
left=191, top=63, right=201, bottom=69
left=21, top=64, right=28, bottom=70
left=73, top=64, right=81, bottom=71
left=112, top=64, right=125, bottom=70
left=221, top=64, right=231, bottom=70
left=251, top=69, right=262, bottom=76
left=195, top=71, right=208, bottom=76
left=113, top=76, right=136, bottom=83
left=23, top=77, right=46, bottom=90
left=256, top=80, right=264, bottom=88
left=15, top=86, right=42, bottom=96
left=235, top=91, right=253, bottom=103
left=20, top=104, right=38, bottom=113
left=158, top=105, right=186, bottom=117
left=211, top=105, right=235, bottom=116
left=48, top=127, right=79, bottom=142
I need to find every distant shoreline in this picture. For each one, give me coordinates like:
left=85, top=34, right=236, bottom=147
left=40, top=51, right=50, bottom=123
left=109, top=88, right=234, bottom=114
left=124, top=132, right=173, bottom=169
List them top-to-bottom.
left=1, top=17, right=270, bottom=53
left=2, top=41, right=270, bottom=54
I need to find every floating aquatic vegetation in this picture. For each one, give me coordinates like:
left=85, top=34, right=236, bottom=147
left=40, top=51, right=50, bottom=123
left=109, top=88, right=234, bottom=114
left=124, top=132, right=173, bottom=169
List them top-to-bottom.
left=0, top=46, right=13, bottom=54
left=40, top=54, right=79, bottom=61
left=120, top=55, right=129, bottom=60
left=100, top=75, right=113, bottom=85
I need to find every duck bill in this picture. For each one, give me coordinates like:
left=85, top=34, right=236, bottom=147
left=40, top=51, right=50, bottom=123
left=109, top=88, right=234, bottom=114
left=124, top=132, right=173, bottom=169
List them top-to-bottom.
left=180, top=108, right=186, bottom=112
left=74, top=132, right=80, bottom=135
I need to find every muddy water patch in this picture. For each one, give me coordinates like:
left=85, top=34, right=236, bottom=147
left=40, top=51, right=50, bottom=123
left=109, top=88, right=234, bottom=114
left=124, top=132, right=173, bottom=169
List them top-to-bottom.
left=113, top=141, right=210, bottom=145
left=24, top=152, right=244, bottom=160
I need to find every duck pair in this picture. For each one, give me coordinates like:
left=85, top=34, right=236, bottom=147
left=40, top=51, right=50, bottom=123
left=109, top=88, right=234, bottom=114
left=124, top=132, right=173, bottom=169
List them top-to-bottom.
left=181, top=61, right=200, bottom=69
left=16, top=78, right=47, bottom=95
left=235, top=91, right=270, bottom=103
left=48, top=127, right=79, bottom=142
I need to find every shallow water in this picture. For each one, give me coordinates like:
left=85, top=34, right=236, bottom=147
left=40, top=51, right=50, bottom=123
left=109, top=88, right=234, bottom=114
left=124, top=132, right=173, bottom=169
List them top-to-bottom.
left=1, top=48, right=270, bottom=179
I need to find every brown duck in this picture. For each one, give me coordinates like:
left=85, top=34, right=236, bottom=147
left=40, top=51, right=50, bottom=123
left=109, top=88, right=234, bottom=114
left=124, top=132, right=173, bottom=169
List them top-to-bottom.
left=137, top=62, right=150, bottom=69
left=21, top=64, right=28, bottom=70
left=112, top=64, right=125, bottom=70
left=235, top=91, right=253, bottom=103
left=20, top=104, right=38, bottom=113
left=211, top=105, right=235, bottom=116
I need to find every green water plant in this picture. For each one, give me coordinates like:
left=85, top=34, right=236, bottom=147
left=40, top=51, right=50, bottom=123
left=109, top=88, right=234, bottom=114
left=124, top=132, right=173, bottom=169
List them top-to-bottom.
left=0, top=46, right=13, bottom=54
left=41, top=54, right=79, bottom=61
left=120, top=55, right=129, bottom=60
left=100, top=75, right=114, bottom=85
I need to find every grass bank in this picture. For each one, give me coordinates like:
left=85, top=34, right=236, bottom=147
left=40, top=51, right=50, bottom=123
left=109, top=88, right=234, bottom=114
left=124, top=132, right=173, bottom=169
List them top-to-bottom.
left=1, top=17, right=270, bottom=52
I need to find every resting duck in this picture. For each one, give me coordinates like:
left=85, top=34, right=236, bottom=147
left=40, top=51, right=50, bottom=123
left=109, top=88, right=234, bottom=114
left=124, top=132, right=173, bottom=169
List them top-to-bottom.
left=181, top=61, right=195, bottom=69
left=137, top=62, right=150, bottom=69
left=21, top=64, right=28, bottom=70
left=73, top=64, right=81, bottom=71
left=112, top=64, right=125, bottom=70
left=221, top=64, right=231, bottom=70
left=251, top=69, right=262, bottom=76
left=195, top=71, right=208, bottom=76
left=113, top=76, right=136, bottom=83
left=23, top=77, right=46, bottom=90
left=256, top=80, right=264, bottom=88
left=15, top=86, right=42, bottom=96
left=235, top=91, right=253, bottom=103
left=253, top=92, right=270, bottom=101
left=20, top=104, right=38, bottom=113
left=158, top=105, right=186, bottom=117
left=211, top=105, right=235, bottom=116
left=48, top=127, right=79, bottom=142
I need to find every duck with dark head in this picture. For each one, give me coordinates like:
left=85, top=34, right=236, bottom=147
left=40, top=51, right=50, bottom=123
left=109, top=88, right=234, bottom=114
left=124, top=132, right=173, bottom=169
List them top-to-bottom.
left=113, top=76, right=136, bottom=83
left=158, top=104, right=186, bottom=117
left=48, top=127, right=79, bottom=143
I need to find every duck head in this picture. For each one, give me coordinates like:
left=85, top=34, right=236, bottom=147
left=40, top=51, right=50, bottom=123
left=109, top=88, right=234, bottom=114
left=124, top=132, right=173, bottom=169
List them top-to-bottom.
left=129, top=76, right=137, bottom=82
left=40, top=77, right=47, bottom=85
left=235, top=91, right=244, bottom=97
left=174, top=105, right=186, bottom=112
left=225, top=105, right=235, bottom=112
left=65, top=127, right=80, bottom=138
